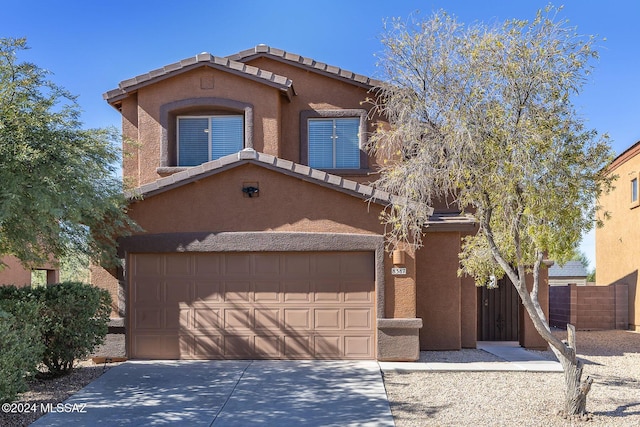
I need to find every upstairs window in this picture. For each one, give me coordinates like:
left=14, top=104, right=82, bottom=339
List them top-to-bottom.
left=177, top=115, right=243, bottom=166
left=308, top=118, right=360, bottom=169
left=632, top=177, right=638, bottom=204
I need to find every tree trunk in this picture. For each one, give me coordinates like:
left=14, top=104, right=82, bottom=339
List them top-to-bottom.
left=556, top=324, right=593, bottom=417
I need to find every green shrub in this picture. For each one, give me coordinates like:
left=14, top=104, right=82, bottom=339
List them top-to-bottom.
left=31, top=282, right=111, bottom=375
left=0, top=290, right=44, bottom=403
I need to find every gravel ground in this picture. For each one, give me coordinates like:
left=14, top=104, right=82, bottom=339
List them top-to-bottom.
left=385, top=330, right=640, bottom=426
left=2, top=331, right=638, bottom=426
left=0, top=334, right=125, bottom=427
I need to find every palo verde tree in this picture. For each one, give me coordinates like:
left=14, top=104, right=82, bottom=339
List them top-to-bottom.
left=368, top=8, right=614, bottom=417
left=0, top=38, right=136, bottom=268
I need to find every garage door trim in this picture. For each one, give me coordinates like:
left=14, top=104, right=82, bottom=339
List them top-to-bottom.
left=119, top=232, right=385, bottom=357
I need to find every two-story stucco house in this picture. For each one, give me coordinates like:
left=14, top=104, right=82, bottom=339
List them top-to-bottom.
left=92, top=45, right=547, bottom=360
left=596, top=140, right=640, bottom=331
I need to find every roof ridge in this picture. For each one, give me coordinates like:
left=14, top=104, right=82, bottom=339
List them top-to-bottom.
left=227, top=44, right=382, bottom=89
left=104, top=52, right=293, bottom=104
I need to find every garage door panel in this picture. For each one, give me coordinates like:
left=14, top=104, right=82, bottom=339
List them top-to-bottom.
left=130, top=252, right=375, bottom=360
left=341, top=252, right=375, bottom=276
left=193, top=253, right=221, bottom=275
left=253, top=253, right=281, bottom=276
left=133, top=254, right=163, bottom=276
left=165, top=254, right=192, bottom=276
left=224, top=254, right=252, bottom=275
left=283, top=254, right=311, bottom=276
left=133, top=279, right=162, bottom=303
left=165, top=279, right=192, bottom=303
left=194, top=280, right=222, bottom=302
left=283, top=280, right=311, bottom=301
left=313, top=280, right=341, bottom=302
left=224, top=281, right=251, bottom=302
left=254, top=281, right=281, bottom=302
left=344, top=281, right=373, bottom=302
left=165, top=307, right=191, bottom=330
left=134, top=308, right=163, bottom=329
left=194, top=308, right=221, bottom=329
left=255, top=308, right=280, bottom=330
left=225, top=309, right=252, bottom=329
left=284, top=309, right=310, bottom=329
left=314, top=309, right=341, bottom=329
left=345, top=309, right=372, bottom=329
left=135, top=335, right=182, bottom=359
left=194, top=335, right=222, bottom=358
left=224, top=335, right=253, bottom=357
left=254, top=335, right=281, bottom=357
left=284, top=335, right=312, bottom=358
left=315, top=335, right=341, bottom=357
left=345, top=336, right=372, bottom=358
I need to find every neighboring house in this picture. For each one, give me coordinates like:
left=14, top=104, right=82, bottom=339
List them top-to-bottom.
left=93, top=45, right=548, bottom=360
left=596, top=140, right=640, bottom=331
left=0, top=255, right=59, bottom=287
left=548, top=261, right=588, bottom=286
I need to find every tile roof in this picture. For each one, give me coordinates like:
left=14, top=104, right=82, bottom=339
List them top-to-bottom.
left=228, top=45, right=383, bottom=89
left=104, top=53, right=294, bottom=105
left=128, top=148, right=400, bottom=206
left=125, top=149, right=477, bottom=229
left=548, top=260, right=588, bottom=278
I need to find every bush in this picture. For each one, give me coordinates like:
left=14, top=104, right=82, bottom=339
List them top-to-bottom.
left=31, top=282, right=111, bottom=375
left=0, top=289, right=44, bottom=403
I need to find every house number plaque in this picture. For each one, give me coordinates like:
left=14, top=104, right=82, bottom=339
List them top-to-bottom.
left=391, top=267, right=407, bottom=275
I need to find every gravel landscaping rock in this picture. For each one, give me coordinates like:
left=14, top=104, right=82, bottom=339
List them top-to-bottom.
left=385, top=330, right=640, bottom=426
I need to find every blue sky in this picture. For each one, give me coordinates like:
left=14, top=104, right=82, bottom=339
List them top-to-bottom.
left=3, top=0, right=639, bottom=268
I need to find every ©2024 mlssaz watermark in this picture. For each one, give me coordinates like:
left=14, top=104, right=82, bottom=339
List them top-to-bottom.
left=2, top=402, right=88, bottom=414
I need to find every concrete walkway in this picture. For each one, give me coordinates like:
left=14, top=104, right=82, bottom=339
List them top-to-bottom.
left=380, top=342, right=563, bottom=372
left=32, top=360, right=394, bottom=427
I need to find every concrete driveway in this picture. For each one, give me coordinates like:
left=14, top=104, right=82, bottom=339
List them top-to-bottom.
left=31, top=360, right=394, bottom=427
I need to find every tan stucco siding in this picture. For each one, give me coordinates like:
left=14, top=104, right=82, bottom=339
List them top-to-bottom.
left=244, top=57, right=383, bottom=182
left=126, top=68, right=282, bottom=186
left=597, top=151, right=640, bottom=330
left=103, top=164, right=422, bottom=324
left=128, top=164, right=385, bottom=235
left=415, top=232, right=463, bottom=350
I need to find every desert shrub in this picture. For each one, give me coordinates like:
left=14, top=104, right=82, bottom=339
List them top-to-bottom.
left=31, top=282, right=111, bottom=375
left=0, top=290, right=44, bottom=403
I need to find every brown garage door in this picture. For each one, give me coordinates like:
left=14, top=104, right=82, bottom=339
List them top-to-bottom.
left=129, top=252, right=375, bottom=359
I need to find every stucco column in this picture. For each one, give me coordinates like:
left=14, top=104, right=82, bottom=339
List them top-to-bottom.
left=378, top=244, right=423, bottom=361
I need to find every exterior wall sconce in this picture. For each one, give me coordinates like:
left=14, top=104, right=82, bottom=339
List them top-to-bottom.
left=242, top=182, right=259, bottom=198
left=392, top=249, right=405, bottom=265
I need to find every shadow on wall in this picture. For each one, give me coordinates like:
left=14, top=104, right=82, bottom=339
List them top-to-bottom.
left=613, top=270, right=638, bottom=329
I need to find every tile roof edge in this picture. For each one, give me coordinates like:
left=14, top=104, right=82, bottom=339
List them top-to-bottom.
left=227, top=44, right=383, bottom=89
left=104, top=53, right=293, bottom=104
left=128, top=149, right=401, bottom=208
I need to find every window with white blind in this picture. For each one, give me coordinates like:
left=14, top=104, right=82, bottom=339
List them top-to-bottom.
left=177, top=115, right=243, bottom=166
left=308, top=118, right=360, bottom=169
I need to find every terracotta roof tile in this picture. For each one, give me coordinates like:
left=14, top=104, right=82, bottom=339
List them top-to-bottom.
left=227, top=45, right=382, bottom=89
left=104, top=53, right=294, bottom=104
left=127, top=149, right=414, bottom=210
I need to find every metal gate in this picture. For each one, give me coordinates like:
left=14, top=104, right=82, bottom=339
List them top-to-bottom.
left=478, top=277, right=519, bottom=341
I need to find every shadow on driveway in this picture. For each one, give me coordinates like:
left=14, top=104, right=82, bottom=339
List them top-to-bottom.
left=32, top=360, right=393, bottom=427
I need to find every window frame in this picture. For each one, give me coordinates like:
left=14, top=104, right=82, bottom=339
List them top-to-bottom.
left=158, top=98, right=253, bottom=173
left=300, top=109, right=368, bottom=173
left=176, top=114, right=244, bottom=167
left=631, top=175, right=639, bottom=208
